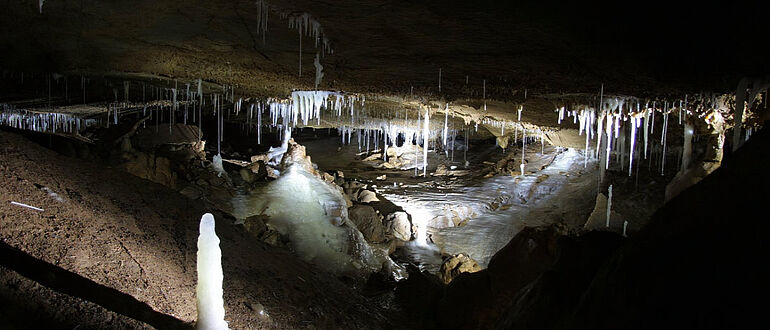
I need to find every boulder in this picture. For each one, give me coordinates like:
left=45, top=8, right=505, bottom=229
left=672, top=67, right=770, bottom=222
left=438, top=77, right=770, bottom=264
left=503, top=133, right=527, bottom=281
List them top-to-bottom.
left=122, top=152, right=177, bottom=188
left=363, top=153, right=382, bottom=161
left=250, top=154, right=268, bottom=163
left=664, top=161, right=719, bottom=202
left=433, top=164, right=449, bottom=176
left=240, top=168, right=257, bottom=183
left=323, top=172, right=335, bottom=182
left=342, top=181, right=366, bottom=196
left=357, top=189, right=380, bottom=203
left=583, top=193, right=623, bottom=233
left=348, top=205, right=386, bottom=243
left=385, top=211, right=412, bottom=241
left=242, top=215, right=268, bottom=238
left=437, top=226, right=561, bottom=329
left=439, top=253, right=482, bottom=284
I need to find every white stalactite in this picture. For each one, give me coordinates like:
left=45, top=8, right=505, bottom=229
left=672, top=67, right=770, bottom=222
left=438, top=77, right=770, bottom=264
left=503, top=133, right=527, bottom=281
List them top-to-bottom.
left=423, top=109, right=429, bottom=177
left=605, top=185, right=613, bottom=228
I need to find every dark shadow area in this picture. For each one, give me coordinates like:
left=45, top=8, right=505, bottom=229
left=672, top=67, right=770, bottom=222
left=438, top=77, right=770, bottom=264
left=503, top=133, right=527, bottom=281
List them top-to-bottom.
left=0, top=240, right=193, bottom=330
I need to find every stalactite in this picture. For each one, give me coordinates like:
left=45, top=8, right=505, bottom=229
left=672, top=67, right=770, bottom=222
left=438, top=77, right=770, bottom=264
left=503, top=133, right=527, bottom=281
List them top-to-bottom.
left=423, top=109, right=429, bottom=177
left=606, top=185, right=613, bottom=228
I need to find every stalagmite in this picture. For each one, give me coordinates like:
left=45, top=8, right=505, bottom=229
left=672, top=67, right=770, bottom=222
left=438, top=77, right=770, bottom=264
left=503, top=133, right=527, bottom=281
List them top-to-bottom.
left=606, top=185, right=613, bottom=228
left=196, top=213, right=229, bottom=330
left=623, top=220, right=628, bottom=237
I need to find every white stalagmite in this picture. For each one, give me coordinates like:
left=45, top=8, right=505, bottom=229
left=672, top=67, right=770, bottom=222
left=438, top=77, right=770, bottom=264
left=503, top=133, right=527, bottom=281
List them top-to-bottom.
left=605, top=185, right=613, bottom=228
left=196, top=213, right=229, bottom=330
left=623, top=220, right=628, bottom=237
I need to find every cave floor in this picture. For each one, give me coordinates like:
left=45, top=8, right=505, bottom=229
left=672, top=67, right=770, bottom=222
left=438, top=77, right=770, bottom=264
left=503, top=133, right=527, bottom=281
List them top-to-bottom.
left=0, top=130, right=406, bottom=329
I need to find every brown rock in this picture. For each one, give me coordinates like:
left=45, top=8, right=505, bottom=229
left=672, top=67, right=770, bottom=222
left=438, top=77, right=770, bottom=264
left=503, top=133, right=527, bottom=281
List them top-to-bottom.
left=279, top=139, right=316, bottom=175
left=122, top=152, right=177, bottom=188
left=240, top=168, right=257, bottom=183
left=357, top=189, right=380, bottom=203
left=348, top=205, right=386, bottom=243
left=385, top=212, right=412, bottom=241
left=243, top=215, right=268, bottom=238
left=439, top=253, right=482, bottom=284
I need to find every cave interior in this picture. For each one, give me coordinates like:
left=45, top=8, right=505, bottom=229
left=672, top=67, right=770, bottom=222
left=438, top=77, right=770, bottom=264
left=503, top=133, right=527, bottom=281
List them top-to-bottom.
left=1, top=0, right=769, bottom=329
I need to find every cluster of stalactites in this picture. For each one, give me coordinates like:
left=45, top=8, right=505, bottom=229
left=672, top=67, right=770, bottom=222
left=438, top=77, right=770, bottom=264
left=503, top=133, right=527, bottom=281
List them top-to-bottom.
left=283, top=11, right=332, bottom=54
left=264, top=91, right=361, bottom=128
left=554, top=95, right=722, bottom=176
left=0, top=106, right=95, bottom=134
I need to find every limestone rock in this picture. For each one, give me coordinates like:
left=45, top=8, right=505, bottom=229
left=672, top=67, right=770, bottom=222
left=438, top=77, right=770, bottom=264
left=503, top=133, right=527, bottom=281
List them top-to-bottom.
left=279, top=139, right=316, bottom=175
left=122, top=152, right=177, bottom=188
left=363, top=153, right=382, bottom=161
left=250, top=154, right=268, bottom=163
left=664, top=161, right=720, bottom=202
left=433, top=164, right=449, bottom=176
left=240, top=168, right=256, bottom=183
left=323, top=172, right=335, bottom=182
left=179, top=185, right=203, bottom=200
left=357, top=189, right=380, bottom=203
left=583, top=193, right=623, bottom=233
left=348, top=205, right=386, bottom=243
left=385, top=211, right=412, bottom=241
left=243, top=215, right=268, bottom=238
left=430, top=215, right=455, bottom=229
left=439, top=253, right=482, bottom=284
